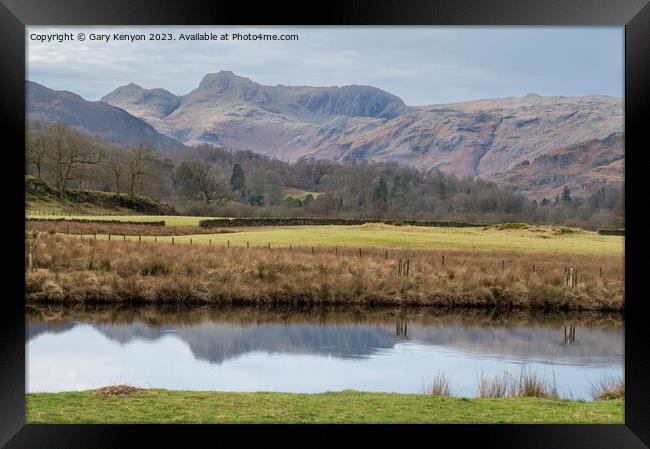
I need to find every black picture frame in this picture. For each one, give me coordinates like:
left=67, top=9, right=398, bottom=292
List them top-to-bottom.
left=1, top=0, right=649, bottom=447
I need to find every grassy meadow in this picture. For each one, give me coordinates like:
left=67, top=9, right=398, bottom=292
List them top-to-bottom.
left=283, top=187, right=322, bottom=200
left=26, top=390, right=623, bottom=424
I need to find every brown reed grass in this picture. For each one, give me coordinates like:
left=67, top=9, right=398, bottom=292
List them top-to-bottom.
left=25, top=233, right=623, bottom=310
left=477, top=368, right=559, bottom=399
left=422, top=371, right=453, bottom=396
left=590, top=375, right=625, bottom=400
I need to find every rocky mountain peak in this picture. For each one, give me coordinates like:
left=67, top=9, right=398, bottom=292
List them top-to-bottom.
left=197, top=71, right=256, bottom=90
left=102, top=83, right=180, bottom=119
left=296, top=84, right=408, bottom=119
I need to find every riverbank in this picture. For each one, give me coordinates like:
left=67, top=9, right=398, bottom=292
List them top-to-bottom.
left=26, top=233, right=623, bottom=310
left=26, top=390, right=623, bottom=424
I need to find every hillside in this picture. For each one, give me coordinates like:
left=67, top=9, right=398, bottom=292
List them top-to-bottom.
left=100, top=72, right=623, bottom=198
left=27, top=81, right=185, bottom=151
left=492, top=133, right=624, bottom=200
left=26, top=176, right=178, bottom=215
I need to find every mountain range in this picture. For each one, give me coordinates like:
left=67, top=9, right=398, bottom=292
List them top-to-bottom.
left=27, top=72, right=624, bottom=199
left=26, top=81, right=184, bottom=150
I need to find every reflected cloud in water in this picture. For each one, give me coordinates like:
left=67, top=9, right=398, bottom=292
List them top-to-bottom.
left=27, top=306, right=623, bottom=397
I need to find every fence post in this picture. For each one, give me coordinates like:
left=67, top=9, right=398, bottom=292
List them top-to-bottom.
left=108, top=234, right=111, bottom=241
left=123, top=234, right=126, bottom=241
left=155, top=237, right=157, bottom=243
left=172, top=237, right=175, bottom=245
left=209, top=239, right=211, bottom=246
left=227, top=240, right=230, bottom=247
left=27, top=241, right=33, bottom=272
left=247, top=241, right=249, bottom=248
left=268, top=242, right=271, bottom=249
left=311, top=246, right=314, bottom=255
left=335, top=247, right=338, bottom=256
left=359, top=248, right=362, bottom=258
left=385, top=249, right=388, bottom=260
left=442, top=254, right=445, bottom=266
left=406, top=259, right=410, bottom=277
left=532, top=264, right=535, bottom=273
left=567, top=267, right=577, bottom=288
left=599, top=267, right=602, bottom=278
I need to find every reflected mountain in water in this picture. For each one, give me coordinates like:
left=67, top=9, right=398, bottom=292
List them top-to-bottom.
left=27, top=306, right=623, bottom=367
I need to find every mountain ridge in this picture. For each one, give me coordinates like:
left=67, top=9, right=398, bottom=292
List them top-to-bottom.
left=29, top=74, right=623, bottom=199
left=27, top=81, right=185, bottom=150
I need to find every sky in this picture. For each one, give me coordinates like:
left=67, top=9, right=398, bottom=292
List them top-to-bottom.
left=26, top=26, right=624, bottom=105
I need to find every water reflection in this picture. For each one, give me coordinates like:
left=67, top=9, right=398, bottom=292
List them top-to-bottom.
left=26, top=305, right=623, bottom=397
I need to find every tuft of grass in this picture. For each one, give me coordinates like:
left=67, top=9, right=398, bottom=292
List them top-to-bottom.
left=477, top=368, right=558, bottom=399
left=516, top=368, right=558, bottom=399
left=478, top=370, right=513, bottom=398
left=422, top=371, right=453, bottom=397
left=590, top=375, right=625, bottom=400
left=94, top=384, right=143, bottom=397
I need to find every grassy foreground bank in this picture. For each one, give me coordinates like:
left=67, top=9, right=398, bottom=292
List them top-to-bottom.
left=26, top=390, right=623, bottom=424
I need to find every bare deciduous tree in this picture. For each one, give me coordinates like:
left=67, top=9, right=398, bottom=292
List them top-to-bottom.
left=43, top=124, right=102, bottom=197
left=26, top=130, right=47, bottom=178
left=126, top=142, right=154, bottom=198
left=104, top=147, right=126, bottom=195
left=176, top=161, right=228, bottom=205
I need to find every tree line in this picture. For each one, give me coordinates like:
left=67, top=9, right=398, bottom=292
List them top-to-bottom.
left=26, top=123, right=623, bottom=229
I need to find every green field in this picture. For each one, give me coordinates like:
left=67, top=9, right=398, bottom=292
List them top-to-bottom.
left=283, top=187, right=322, bottom=200
left=37, top=215, right=624, bottom=255
left=26, top=390, right=622, bottom=424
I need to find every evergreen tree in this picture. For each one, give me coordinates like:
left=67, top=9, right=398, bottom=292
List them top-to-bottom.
left=230, top=163, right=246, bottom=193
left=373, top=176, right=389, bottom=206
left=562, top=185, right=572, bottom=202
